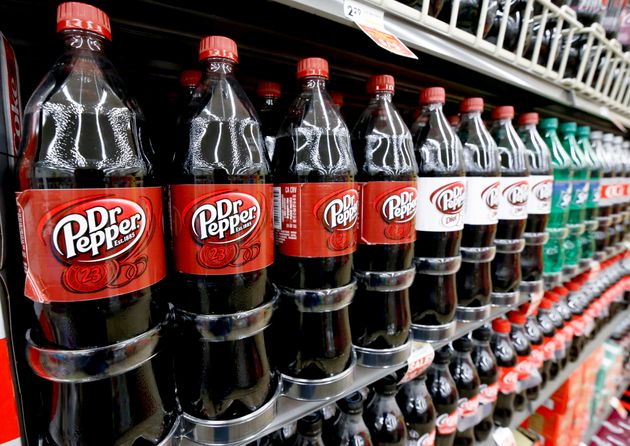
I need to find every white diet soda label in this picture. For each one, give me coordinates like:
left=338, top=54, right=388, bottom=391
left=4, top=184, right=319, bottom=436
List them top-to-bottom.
left=527, top=175, right=553, bottom=215
left=415, top=176, right=466, bottom=232
left=463, top=176, right=499, bottom=225
left=497, top=176, right=529, bottom=220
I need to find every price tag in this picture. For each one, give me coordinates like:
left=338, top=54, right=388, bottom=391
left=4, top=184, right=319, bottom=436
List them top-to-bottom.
left=343, top=0, right=418, bottom=59
left=400, top=341, right=434, bottom=384
left=493, top=427, right=517, bottom=446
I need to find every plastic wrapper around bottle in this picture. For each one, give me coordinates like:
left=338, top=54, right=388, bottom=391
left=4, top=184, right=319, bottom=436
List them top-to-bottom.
left=15, top=4, right=176, bottom=443
left=271, top=57, right=356, bottom=395
left=350, top=75, right=417, bottom=367
left=410, top=87, right=465, bottom=341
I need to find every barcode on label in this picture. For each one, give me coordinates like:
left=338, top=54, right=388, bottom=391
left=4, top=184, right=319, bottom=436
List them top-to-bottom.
left=273, top=187, right=281, bottom=230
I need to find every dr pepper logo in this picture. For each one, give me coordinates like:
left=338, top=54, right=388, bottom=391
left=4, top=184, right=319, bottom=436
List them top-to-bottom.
left=531, top=179, right=552, bottom=203
left=430, top=181, right=464, bottom=227
left=504, top=181, right=529, bottom=207
left=358, top=182, right=416, bottom=245
left=482, top=182, right=499, bottom=210
left=171, top=185, right=273, bottom=275
left=379, top=187, right=417, bottom=223
left=16, top=188, right=166, bottom=303
left=319, top=190, right=359, bottom=232
left=191, top=193, right=260, bottom=244
left=52, top=198, right=146, bottom=263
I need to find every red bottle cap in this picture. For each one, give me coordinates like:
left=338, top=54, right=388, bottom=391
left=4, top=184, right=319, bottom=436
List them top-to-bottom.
left=56, top=2, right=112, bottom=41
left=199, top=36, right=238, bottom=63
left=297, top=58, right=329, bottom=79
left=179, top=70, right=202, bottom=88
left=367, top=75, right=395, bottom=94
left=257, top=81, right=281, bottom=98
left=420, top=87, right=445, bottom=105
left=330, top=92, right=344, bottom=107
left=460, top=97, right=484, bottom=113
left=492, top=106, right=515, bottom=120
left=518, top=112, right=539, bottom=125
left=447, top=115, right=460, bottom=126
left=565, top=281, right=580, bottom=292
left=552, top=285, right=569, bottom=297
left=545, top=291, right=560, bottom=303
left=539, top=298, right=553, bottom=310
left=519, top=303, right=539, bottom=316
left=508, top=311, right=527, bottom=324
left=492, top=318, right=511, bottom=333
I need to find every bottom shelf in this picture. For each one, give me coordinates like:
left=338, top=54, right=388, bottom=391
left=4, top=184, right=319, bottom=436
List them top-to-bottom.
left=509, top=308, right=630, bottom=429
left=581, top=374, right=630, bottom=443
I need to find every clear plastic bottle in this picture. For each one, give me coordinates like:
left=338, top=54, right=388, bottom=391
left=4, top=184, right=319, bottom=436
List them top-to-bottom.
left=16, top=3, right=175, bottom=443
left=170, top=36, right=274, bottom=419
left=256, top=81, right=282, bottom=160
left=411, top=87, right=465, bottom=335
left=456, top=98, right=500, bottom=319
left=489, top=106, right=530, bottom=298
left=517, top=113, right=552, bottom=282
left=540, top=118, right=573, bottom=281
left=558, top=122, right=591, bottom=268
left=576, top=126, right=601, bottom=256
left=490, top=318, right=518, bottom=427
left=470, top=326, right=498, bottom=442
left=449, top=337, right=481, bottom=446
left=426, top=346, right=460, bottom=446
left=397, top=373, right=436, bottom=446
left=365, top=375, right=407, bottom=446
left=329, top=392, right=374, bottom=446
left=295, top=414, right=326, bottom=446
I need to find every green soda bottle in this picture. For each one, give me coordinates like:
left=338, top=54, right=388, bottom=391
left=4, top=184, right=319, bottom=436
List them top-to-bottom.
left=539, top=118, right=572, bottom=284
left=558, top=122, right=590, bottom=275
left=576, top=126, right=600, bottom=262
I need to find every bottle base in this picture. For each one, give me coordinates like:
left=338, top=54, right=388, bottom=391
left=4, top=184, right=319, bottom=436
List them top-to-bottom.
left=562, top=264, right=579, bottom=280
left=543, top=272, right=563, bottom=288
left=519, top=280, right=544, bottom=309
left=490, top=290, right=520, bottom=306
left=455, top=304, right=490, bottom=322
left=410, top=320, right=456, bottom=342
left=354, top=339, right=412, bottom=368
left=282, top=352, right=356, bottom=401
left=180, top=374, right=282, bottom=445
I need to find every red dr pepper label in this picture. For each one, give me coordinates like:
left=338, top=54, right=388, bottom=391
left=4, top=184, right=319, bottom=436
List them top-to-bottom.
left=358, top=181, right=417, bottom=245
left=274, top=183, right=359, bottom=257
left=170, top=184, right=273, bottom=274
left=16, top=187, right=166, bottom=303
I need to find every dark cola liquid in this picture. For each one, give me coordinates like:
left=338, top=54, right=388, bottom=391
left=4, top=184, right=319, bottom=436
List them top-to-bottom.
left=18, top=31, right=175, bottom=444
left=171, top=59, right=273, bottom=419
left=271, top=76, right=355, bottom=378
left=350, top=90, right=416, bottom=349
left=492, top=214, right=526, bottom=292
left=522, top=214, right=548, bottom=281
left=457, top=260, right=492, bottom=308
left=410, top=273, right=457, bottom=325
left=537, top=312, right=558, bottom=380
left=523, top=315, right=547, bottom=391
left=510, top=326, right=533, bottom=411
left=491, top=333, right=517, bottom=427
left=471, top=337, right=498, bottom=442
left=449, top=347, right=480, bottom=446
left=426, top=354, right=459, bottom=446
left=396, top=375, right=436, bottom=444
left=365, top=377, right=407, bottom=446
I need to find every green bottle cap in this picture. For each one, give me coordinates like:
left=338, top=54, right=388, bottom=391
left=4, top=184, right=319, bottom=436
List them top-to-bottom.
left=539, top=117, right=558, bottom=129
left=559, top=121, right=577, bottom=134
left=576, top=125, right=590, bottom=137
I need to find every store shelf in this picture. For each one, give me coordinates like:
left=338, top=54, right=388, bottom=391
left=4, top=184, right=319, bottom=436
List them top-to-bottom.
left=273, top=0, right=630, bottom=128
left=224, top=295, right=529, bottom=445
left=509, top=308, right=630, bottom=429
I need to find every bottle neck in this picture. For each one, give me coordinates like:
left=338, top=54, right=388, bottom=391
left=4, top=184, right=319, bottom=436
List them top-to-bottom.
left=61, top=30, right=108, bottom=53
left=202, top=57, right=236, bottom=77
left=300, top=76, right=327, bottom=91
left=372, top=91, right=393, bottom=103
left=423, top=101, right=444, bottom=114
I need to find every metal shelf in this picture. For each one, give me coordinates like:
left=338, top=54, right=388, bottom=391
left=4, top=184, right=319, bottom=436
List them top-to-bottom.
left=273, top=0, right=630, bottom=128
left=223, top=295, right=529, bottom=445
left=509, top=308, right=630, bottom=429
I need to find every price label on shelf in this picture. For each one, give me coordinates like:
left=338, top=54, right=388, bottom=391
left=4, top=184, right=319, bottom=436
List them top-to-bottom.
left=343, top=0, right=417, bottom=59
left=399, top=341, right=434, bottom=384
left=493, top=427, right=516, bottom=446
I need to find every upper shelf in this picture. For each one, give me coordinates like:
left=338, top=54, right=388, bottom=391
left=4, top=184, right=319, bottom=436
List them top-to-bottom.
left=273, top=0, right=630, bottom=129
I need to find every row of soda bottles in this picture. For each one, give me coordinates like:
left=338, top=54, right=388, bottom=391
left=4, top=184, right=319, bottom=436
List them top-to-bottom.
left=11, top=2, right=630, bottom=444
left=253, top=257, right=630, bottom=446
